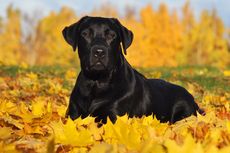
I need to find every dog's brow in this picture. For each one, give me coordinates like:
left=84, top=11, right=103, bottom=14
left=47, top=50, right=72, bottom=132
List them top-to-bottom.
left=90, top=24, right=111, bottom=34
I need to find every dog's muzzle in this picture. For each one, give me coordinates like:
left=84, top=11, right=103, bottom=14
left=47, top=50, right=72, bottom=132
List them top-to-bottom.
left=90, top=44, right=108, bottom=71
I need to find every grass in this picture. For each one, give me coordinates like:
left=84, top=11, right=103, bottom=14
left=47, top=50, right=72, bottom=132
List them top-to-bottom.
left=0, top=65, right=229, bottom=92
left=138, top=66, right=229, bottom=92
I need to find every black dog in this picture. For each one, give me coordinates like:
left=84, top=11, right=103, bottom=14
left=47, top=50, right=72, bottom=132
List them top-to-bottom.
left=63, top=16, right=204, bottom=124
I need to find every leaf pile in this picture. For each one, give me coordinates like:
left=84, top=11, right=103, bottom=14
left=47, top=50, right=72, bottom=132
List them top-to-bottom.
left=0, top=66, right=229, bottom=153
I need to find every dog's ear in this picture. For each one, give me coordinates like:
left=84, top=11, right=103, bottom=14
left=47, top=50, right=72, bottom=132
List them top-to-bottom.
left=62, top=16, right=89, bottom=51
left=111, top=18, right=133, bottom=55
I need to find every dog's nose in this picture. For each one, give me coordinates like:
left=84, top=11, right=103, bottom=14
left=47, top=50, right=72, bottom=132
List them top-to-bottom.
left=92, top=46, right=106, bottom=58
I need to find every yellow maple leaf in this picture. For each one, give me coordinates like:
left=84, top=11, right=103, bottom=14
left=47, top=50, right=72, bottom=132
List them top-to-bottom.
left=46, top=80, right=65, bottom=94
left=31, top=97, right=52, bottom=117
left=0, top=100, right=17, bottom=115
left=31, top=100, right=45, bottom=117
left=14, top=102, right=34, bottom=123
left=56, top=104, right=67, bottom=117
left=197, top=110, right=215, bottom=123
left=2, top=114, right=24, bottom=129
left=74, top=116, right=95, bottom=126
left=109, top=116, right=141, bottom=150
left=50, top=118, right=93, bottom=146
left=0, top=127, right=12, bottom=140
left=164, top=134, right=204, bottom=153
left=139, top=139, right=165, bottom=153
left=0, top=141, right=20, bottom=153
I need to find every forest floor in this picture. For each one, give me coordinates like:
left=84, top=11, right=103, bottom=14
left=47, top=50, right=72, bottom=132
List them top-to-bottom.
left=0, top=65, right=229, bottom=153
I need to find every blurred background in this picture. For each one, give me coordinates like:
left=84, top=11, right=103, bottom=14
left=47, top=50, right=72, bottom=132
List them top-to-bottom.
left=0, top=0, right=229, bottom=68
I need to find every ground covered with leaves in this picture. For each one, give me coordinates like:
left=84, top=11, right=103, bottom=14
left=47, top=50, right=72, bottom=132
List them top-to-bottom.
left=0, top=65, right=229, bottom=153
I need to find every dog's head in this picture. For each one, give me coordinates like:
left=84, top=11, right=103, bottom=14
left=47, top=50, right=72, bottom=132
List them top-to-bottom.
left=62, top=16, right=133, bottom=79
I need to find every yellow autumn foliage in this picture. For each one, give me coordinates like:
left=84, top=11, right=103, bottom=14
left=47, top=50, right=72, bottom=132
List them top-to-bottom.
left=0, top=3, right=229, bottom=67
left=0, top=6, right=22, bottom=65
left=34, top=7, right=79, bottom=66
left=0, top=66, right=230, bottom=152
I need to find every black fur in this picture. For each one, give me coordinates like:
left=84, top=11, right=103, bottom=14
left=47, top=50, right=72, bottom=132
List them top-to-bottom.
left=62, top=16, right=204, bottom=124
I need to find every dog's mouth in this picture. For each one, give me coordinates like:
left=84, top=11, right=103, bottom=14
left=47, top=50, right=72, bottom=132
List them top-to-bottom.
left=84, top=60, right=110, bottom=80
left=90, top=60, right=106, bottom=71
left=95, top=61, right=103, bottom=66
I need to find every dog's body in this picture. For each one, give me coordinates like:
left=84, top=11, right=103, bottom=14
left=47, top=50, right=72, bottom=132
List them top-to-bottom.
left=63, top=16, right=204, bottom=124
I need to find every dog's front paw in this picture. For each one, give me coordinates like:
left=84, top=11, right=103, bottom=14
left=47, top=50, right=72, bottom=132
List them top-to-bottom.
left=94, top=114, right=117, bottom=127
left=95, top=116, right=107, bottom=128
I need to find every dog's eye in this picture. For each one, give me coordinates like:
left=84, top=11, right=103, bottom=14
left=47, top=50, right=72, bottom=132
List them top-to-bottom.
left=81, top=29, right=90, bottom=38
left=105, top=30, right=116, bottom=40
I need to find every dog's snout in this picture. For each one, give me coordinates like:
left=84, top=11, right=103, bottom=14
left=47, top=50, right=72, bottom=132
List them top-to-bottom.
left=92, top=46, right=106, bottom=58
left=96, top=48, right=104, bottom=55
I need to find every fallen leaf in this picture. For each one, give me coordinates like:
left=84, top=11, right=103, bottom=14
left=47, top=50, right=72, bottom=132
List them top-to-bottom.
left=0, top=127, right=12, bottom=140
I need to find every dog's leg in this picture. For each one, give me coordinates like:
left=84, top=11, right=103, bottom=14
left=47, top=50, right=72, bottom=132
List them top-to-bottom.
left=66, top=86, right=89, bottom=120
left=66, top=98, right=80, bottom=120
left=170, top=100, right=195, bottom=123
left=109, top=114, right=117, bottom=124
